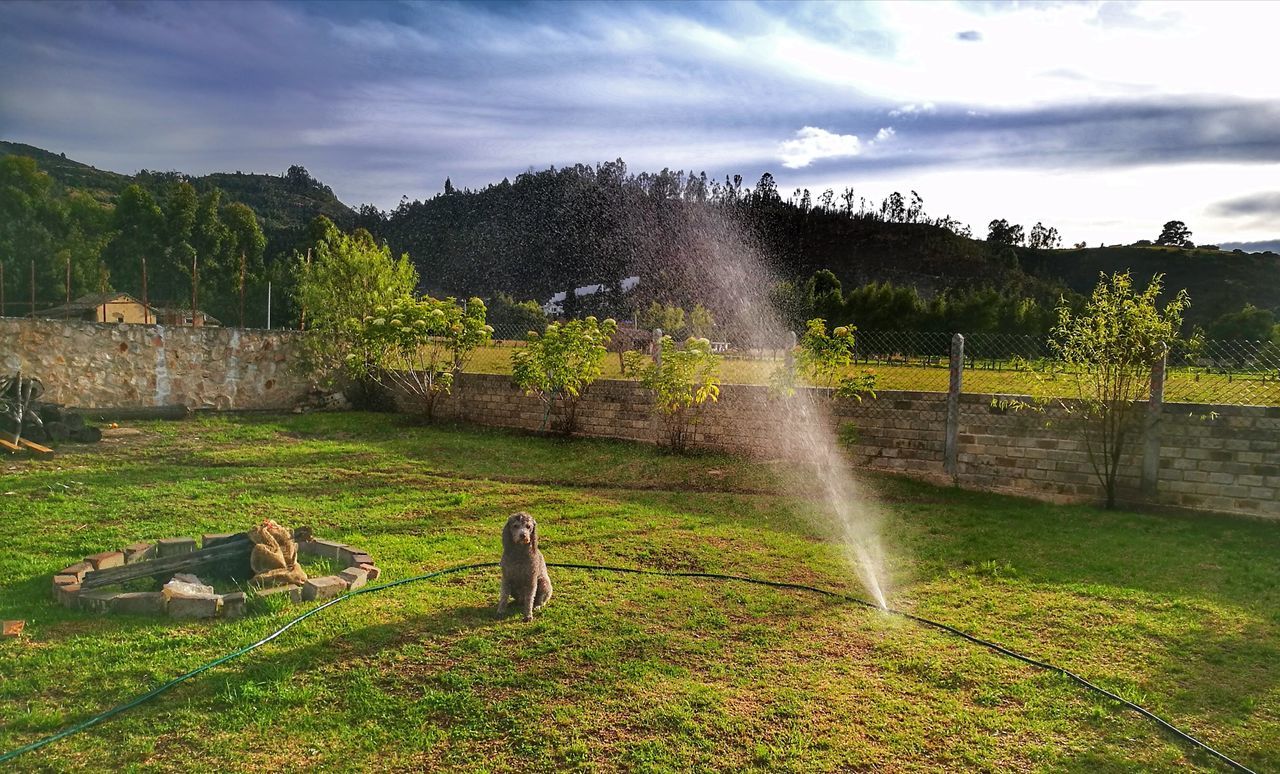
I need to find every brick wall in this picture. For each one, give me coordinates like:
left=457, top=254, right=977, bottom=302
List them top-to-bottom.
left=2, top=318, right=311, bottom=410
left=402, top=373, right=1278, bottom=519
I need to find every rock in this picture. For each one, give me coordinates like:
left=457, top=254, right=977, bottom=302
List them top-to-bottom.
left=155, top=537, right=196, bottom=557
left=299, top=539, right=346, bottom=560
left=123, top=542, right=155, bottom=564
left=339, top=546, right=372, bottom=566
left=84, top=551, right=125, bottom=571
left=58, top=561, right=92, bottom=581
left=358, top=563, right=380, bottom=581
left=338, top=567, right=368, bottom=590
left=53, top=574, right=79, bottom=587
left=302, top=575, right=348, bottom=601
left=57, top=583, right=81, bottom=608
left=255, top=584, right=302, bottom=603
left=78, top=590, right=119, bottom=614
left=111, top=592, right=167, bottom=616
left=220, top=592, right=246, bottom=619
left=169, top=596, right=220, bottom=619
left=2, top=620, right=23, bottom=637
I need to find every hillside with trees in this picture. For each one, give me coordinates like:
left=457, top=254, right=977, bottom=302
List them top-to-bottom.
left=3, top=141, right=1277, bottom=334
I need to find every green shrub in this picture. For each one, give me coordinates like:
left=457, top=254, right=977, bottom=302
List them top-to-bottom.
left=512, top=316, right=617, bottom=435
left=623, top=336, right=721, bottom=452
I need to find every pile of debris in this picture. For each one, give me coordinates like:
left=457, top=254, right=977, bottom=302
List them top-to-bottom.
left=1, top=373, right=101, bottom=452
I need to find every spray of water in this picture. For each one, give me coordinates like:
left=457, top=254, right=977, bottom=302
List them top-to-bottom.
left=636, top=206, right=891, bottom=608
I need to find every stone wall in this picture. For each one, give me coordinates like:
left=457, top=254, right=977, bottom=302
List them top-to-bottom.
left=2, top=318, right=311, bottom=410
left=403, top=373, right=1279, bottom=519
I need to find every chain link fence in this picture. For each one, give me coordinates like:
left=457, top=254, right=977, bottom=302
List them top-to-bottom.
left=473, top=323, right=1280, bottom=408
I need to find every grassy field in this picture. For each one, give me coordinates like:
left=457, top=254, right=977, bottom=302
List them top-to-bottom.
left=470, top=341, right=1280, bottom=406
left=1, top=414, right=1278, bottom=771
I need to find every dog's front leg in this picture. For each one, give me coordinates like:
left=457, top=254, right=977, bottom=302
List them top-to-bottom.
left=496, top=575, right=510, bottom=617
left=522, top=577, right=537, bottom=622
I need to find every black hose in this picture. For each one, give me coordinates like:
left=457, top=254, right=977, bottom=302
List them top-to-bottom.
left=0, top=562, right=1258, bottom=773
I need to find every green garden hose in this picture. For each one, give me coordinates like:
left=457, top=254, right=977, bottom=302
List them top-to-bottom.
left=0, top=562, right=1258, bottom=773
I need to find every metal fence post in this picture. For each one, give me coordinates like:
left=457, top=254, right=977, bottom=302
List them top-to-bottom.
left=945, top=333, right=964, bottom=478
left=1141, top=349, right=1167, bottom=498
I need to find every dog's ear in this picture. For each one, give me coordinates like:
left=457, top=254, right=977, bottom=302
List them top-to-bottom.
left=502, top=516, right=515, bottom=549
left=529, top=520, right=538, bottom=551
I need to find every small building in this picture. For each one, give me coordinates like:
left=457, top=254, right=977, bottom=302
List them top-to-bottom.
left=35, top=292, right=156, bottom=324
left=34, top=293, right=220, bottom=326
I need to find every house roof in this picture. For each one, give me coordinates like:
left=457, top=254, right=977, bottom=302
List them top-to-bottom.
left=35, top=292, right=146, bottom=318
left=155, top=307, right=222, bottom=325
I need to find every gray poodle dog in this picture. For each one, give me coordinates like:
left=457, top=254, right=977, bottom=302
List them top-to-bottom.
left=498, top=511, right=553, bottom=622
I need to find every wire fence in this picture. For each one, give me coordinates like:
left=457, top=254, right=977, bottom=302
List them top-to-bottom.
left=479, top=325, right=1280, bottom=407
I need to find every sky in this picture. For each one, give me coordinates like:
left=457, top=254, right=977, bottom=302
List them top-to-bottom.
left=1, top=0, right=1279, bottom=250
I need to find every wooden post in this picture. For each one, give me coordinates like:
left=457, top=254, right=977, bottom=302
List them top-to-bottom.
left=300, top=248, right=311, bottom=330
left=238, top=252, right=246, bottom=328
left=191, top=253, right=199, bottom=326
left=65, top=255, right=71, bottom=303
left=141, top=256, right=150, bottom=324
left=29, top=260, right=35, bottom=318
left=1, top=261, right=5, bottom=316
left=266, top=281, right=272, bottom=330
left=653, top=328, right=663, bottom=364
left=945, top=333, right=965, bottom=478
left=1141, top=349, right=1167, bottom=498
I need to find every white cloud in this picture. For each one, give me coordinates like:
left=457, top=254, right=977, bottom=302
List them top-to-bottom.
left=889, top=103, right=935, bottom=118
left=779, top=127, right=862, bottom=168
left=873, top=127, right=895, bottom=143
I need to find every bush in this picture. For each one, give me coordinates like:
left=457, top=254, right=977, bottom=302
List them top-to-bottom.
left=346, top=296, right=492, bottom=421
left=512, top=316, right=617, bottom=436
left=623, top=336, right=721, bottom=452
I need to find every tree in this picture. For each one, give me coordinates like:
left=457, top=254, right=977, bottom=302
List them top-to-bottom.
left=1, top=156, right=106, bottom=309
left=292, top=218, right=419, bottom=384
left=986, top=219, right=1025, bottom=247
left=1156, top=220, right=1193, bottom=247
left=1027, top=222, right=1062, bottom=249
left=1051, top=272, right=1189, bottom=508
left=487, top=292, right=547, bottom=338
left=346, top=295, right=492, bottom=422
left=638, top=301, right=686, bottom=335
left=1207, top=303, right=1276, bottom=341
left=689, top=304, right=715, bottom=339
left=511, top=316, right=617, bottom=436
left=623, top=336, right=721, bottom=451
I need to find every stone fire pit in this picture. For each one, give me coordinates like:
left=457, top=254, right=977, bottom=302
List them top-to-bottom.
left=51, top=531, right=381, bottom=620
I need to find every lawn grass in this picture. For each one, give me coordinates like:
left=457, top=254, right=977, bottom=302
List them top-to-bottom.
left=470, top=341, right=1280, bottom=406
left=1, top=413, right=1278, bottom=772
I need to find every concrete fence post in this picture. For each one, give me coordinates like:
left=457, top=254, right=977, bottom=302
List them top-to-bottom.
left=653, top=328, right=663, bottom=365
left=944, top=333, right=965, bottom=478
left=1141, top=349, right=1167, bottom=498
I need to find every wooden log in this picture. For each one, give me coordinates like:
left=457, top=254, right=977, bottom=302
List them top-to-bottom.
left=80, top=534, right=251, bottom=590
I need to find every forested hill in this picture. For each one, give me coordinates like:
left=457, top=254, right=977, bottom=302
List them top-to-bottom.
left=0, top=141, right=356, bottom=240
left=4, top=141, right=1276, bottom=329
left=368, top=163, right=1279, bottom=327
left=375, top=167, right=993, bottom=302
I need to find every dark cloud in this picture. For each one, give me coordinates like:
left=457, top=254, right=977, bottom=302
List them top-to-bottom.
left=1, top=0, right=1277, bottom=219
left=1209, top=192, right=1280, bottom=218
left=1217, top=240, right=1280, bottom=254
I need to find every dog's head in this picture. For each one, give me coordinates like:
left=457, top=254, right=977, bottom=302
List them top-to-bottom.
left=503, top=511, right=538, bottom=552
